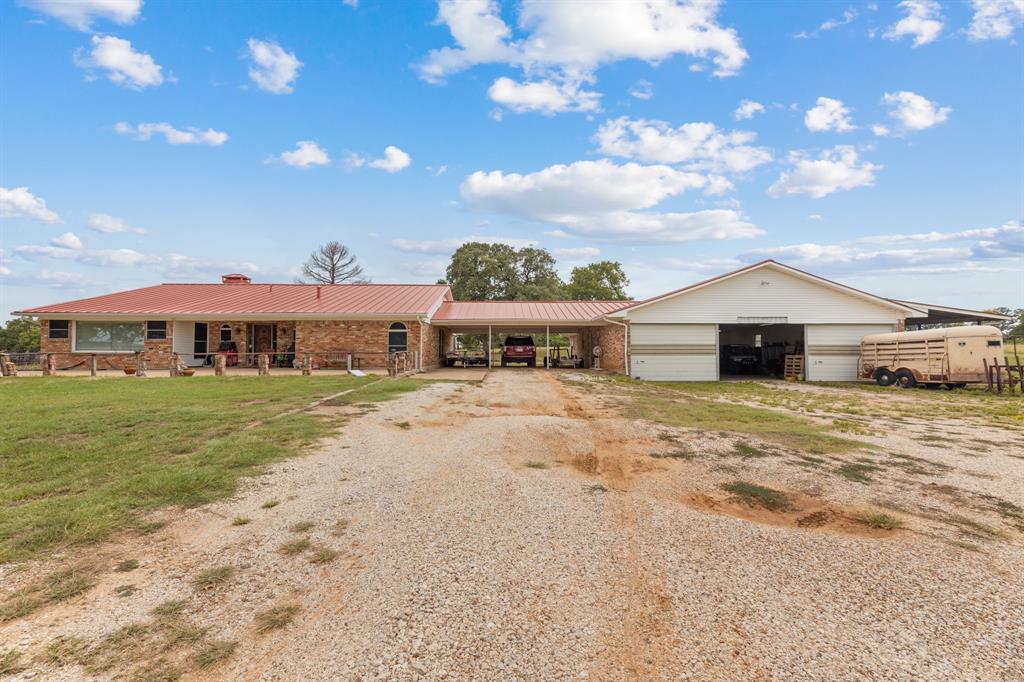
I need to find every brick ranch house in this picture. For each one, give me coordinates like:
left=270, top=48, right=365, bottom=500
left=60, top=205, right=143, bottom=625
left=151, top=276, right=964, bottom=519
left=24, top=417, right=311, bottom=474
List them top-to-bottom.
left=13, top=261, right=1005, bottom=380
left=15, top=273, right=629, bottom=372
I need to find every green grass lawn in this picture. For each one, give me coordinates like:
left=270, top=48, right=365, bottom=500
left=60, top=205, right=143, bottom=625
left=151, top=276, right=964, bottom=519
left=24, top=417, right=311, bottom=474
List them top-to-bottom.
left=0, top=376, right=421, bottom=563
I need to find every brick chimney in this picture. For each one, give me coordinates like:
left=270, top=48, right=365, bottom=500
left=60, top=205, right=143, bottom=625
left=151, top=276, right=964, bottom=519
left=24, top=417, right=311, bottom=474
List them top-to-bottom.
left=221, top=273, right=252, bottom=284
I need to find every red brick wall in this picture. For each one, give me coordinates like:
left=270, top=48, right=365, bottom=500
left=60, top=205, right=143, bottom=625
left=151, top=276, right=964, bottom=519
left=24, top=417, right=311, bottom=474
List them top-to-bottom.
left=39, top=319, right=174, bottom=370
left=294, top=319, right=424, bottom=369
left=571, top=324, right=627, bottom=372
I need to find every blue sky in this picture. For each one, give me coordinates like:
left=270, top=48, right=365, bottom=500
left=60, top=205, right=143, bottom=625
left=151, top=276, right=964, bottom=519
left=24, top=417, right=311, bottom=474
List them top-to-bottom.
left=1, top=0, right=1022, bottom=318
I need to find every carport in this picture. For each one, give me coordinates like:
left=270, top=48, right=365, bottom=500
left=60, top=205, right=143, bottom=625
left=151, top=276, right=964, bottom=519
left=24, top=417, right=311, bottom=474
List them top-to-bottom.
left=429, top=300, right=630, bottom=371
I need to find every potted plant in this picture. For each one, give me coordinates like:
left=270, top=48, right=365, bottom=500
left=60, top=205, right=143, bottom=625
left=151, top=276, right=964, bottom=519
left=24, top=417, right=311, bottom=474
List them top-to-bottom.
left=123, top=366, right=137, bottom=375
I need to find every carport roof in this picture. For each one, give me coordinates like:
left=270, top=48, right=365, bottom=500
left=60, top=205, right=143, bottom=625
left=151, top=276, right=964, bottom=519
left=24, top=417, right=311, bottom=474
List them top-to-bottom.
left=432, top=300, right=630, bottom=322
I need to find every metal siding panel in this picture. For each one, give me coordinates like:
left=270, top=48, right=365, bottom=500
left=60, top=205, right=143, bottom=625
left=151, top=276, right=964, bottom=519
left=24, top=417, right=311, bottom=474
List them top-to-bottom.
left=627, top=268, right=903, bottom=325
left=805, top=324, right=896, bottom=381
left=631, top=355, right=717, bottom=381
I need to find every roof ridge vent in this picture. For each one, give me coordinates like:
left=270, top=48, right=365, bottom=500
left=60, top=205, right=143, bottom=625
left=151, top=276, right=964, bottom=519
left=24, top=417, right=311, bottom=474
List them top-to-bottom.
left=221, top=273, right=251, bottom=284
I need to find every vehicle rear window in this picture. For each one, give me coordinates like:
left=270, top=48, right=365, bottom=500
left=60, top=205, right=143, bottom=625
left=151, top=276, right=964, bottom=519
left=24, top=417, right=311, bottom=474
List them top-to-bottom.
left=505, top=336, right=534, bottom=345
left=987, top=340, right=1002, bottom=347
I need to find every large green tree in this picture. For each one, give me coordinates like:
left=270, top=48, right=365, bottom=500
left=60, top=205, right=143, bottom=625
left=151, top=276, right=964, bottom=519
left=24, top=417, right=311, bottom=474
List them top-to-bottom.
left=443, top=242, right=520, bottom=299
left=444, top=242, right=563, bottom=300
left=514, top=247, right=563, bottom=300
left=564, top=261, right=631, bottom=300
left=986, top=307, right=1024, bottom=336
left=0, top=317, right=40, bottom=352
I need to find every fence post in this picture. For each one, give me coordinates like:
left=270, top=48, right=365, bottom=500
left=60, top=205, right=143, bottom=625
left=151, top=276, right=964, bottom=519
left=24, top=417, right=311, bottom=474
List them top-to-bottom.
left=136, top=352, right=147, bottom=377
left=0, top=353, right=8, bottom=377
left=42, top=353, right=54, bottom=376
left=169, top=353, right=181, bottom=377
left=258, top=353, right=270, bottom=376
left=302, top=353, right=311, bottom=376
left=347, top=353, right=352, bottom=371
left=90, top=354, right=98, bottom=377
left=214, top=354, right=226, bottom=376
left=2, top=355, right=16, bottom=377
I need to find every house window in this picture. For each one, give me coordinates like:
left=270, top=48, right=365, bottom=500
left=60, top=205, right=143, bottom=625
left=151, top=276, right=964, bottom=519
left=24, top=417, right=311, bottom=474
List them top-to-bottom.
left=48, top=320, right=70, bottom=339
left=146, top=321, right=167, bottom=340
left=74, top=322, right=144, bottom=352
left=388, top=322, right=408, bottom=354
left=220, top=325, right=232, bottom=342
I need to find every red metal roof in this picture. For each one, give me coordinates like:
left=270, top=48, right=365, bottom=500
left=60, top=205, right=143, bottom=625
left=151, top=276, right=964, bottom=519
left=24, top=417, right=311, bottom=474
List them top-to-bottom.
left=16, top=283, right=452, bottom=317
left=433, top=300, right=631, bottom=322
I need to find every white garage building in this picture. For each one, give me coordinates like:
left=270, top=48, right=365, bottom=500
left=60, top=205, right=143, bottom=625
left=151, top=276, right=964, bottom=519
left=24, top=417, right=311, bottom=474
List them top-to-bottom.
left=609, top=260, right=1005, bottom=382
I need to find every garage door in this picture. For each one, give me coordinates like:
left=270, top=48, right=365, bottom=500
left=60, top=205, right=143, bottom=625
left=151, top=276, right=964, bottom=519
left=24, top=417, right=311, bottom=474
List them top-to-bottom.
left=630, top=324, right=717, bottom=381
left=805, top=324, right=896, bottom=381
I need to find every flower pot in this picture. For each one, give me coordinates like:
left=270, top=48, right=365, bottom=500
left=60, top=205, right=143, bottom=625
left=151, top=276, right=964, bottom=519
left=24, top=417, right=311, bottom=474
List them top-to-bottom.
left=123, top=367, right=137, bottom=375
left=181, top=369, right=195, bottom=377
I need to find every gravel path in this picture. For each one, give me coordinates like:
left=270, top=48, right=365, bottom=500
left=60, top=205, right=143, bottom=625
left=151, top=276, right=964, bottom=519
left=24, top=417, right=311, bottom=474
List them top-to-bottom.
left=3, top=371, right=1022, bottom=680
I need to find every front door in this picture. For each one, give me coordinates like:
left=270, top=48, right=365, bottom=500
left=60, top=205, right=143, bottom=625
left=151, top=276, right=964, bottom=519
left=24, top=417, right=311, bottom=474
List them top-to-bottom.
left=193, top=322, right=208, bottom=366
left=252, top=324, right=274, bottom=354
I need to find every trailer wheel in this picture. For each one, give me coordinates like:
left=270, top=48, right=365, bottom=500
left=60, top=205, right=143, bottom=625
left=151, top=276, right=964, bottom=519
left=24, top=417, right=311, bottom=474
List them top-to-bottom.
left=875, top=368, right=896, bottom=386
left=894, top=369, right=917, bottom=388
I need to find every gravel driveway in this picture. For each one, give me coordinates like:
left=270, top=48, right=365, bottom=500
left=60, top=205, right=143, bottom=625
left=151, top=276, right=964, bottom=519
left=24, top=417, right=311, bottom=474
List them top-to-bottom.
left=3, top=370, right=1022, bottom=681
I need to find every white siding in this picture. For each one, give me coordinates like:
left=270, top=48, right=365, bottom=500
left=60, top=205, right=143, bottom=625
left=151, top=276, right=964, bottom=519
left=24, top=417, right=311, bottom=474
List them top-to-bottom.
left=626, top=266, right=903, bottom=325
left=805, top=323, right=896, bottom=381
left=630, top=324, right=717, bottom=381
left=631, top=324, right=715, bottom=345
left=631, top=355, right=717, bottom=381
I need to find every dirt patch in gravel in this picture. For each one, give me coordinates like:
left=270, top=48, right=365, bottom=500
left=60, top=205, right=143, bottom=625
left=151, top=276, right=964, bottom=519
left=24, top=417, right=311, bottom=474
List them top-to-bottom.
left=683, top=490, right=903, bottom=539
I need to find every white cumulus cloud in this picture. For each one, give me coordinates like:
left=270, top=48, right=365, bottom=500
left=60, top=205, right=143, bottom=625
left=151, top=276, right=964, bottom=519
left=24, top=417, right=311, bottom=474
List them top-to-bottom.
left=23, top=0, right=141, bottom=31
left=417, top=0, right=748, bottom=114
left=884, top=0, right=944, bottom=47
left=967, top=0, right=1024, bottom=40
left=76, top=35, right=163, bottom=89
left=246, top=38, right=302, bottom=94
left=488, top=77, right=600, bottom=114
left=629, top=80, right=653, bottom=100
left=882, top=91, right=951, bottom=131
left=804, top=97, right=855, bottom=132
left=733, top=99, right=765, bottom=120
left=594, top=117, right=772, bottom=175
left=114, top=121, right=228, bottom=146
left=273, top=141, right=330, bottom=168
left=348, top=146, right=412, bottom=173
left=369, top=146, right=412, bottom=172
left=768, top=146, right=880, bottom=199
left=460, top=159, right=761, bottom=244
left=1, top=186, right=61, bottom=223
left=87, top=213, right=145, bottom=234
left=739, top=220, right=1021, bottom=275
left=51, top=232, right=84, bottom=249
left=389, top=235, right=538, bottom=254
left=552, top=246, right=601, bottom=261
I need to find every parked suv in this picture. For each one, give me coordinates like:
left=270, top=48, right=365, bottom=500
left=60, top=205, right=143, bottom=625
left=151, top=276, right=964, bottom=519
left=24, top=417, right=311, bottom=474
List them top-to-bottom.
left=501, top=336, right=536, bottom=367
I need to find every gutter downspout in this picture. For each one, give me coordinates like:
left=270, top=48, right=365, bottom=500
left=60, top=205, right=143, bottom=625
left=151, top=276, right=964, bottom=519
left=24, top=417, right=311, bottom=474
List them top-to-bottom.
left=602, top=316, right=629, bottom=376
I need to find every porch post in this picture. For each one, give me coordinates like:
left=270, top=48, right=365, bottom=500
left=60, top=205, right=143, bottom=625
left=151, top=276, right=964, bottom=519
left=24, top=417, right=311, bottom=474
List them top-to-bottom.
left=546, top=325, right=550, bottom=369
